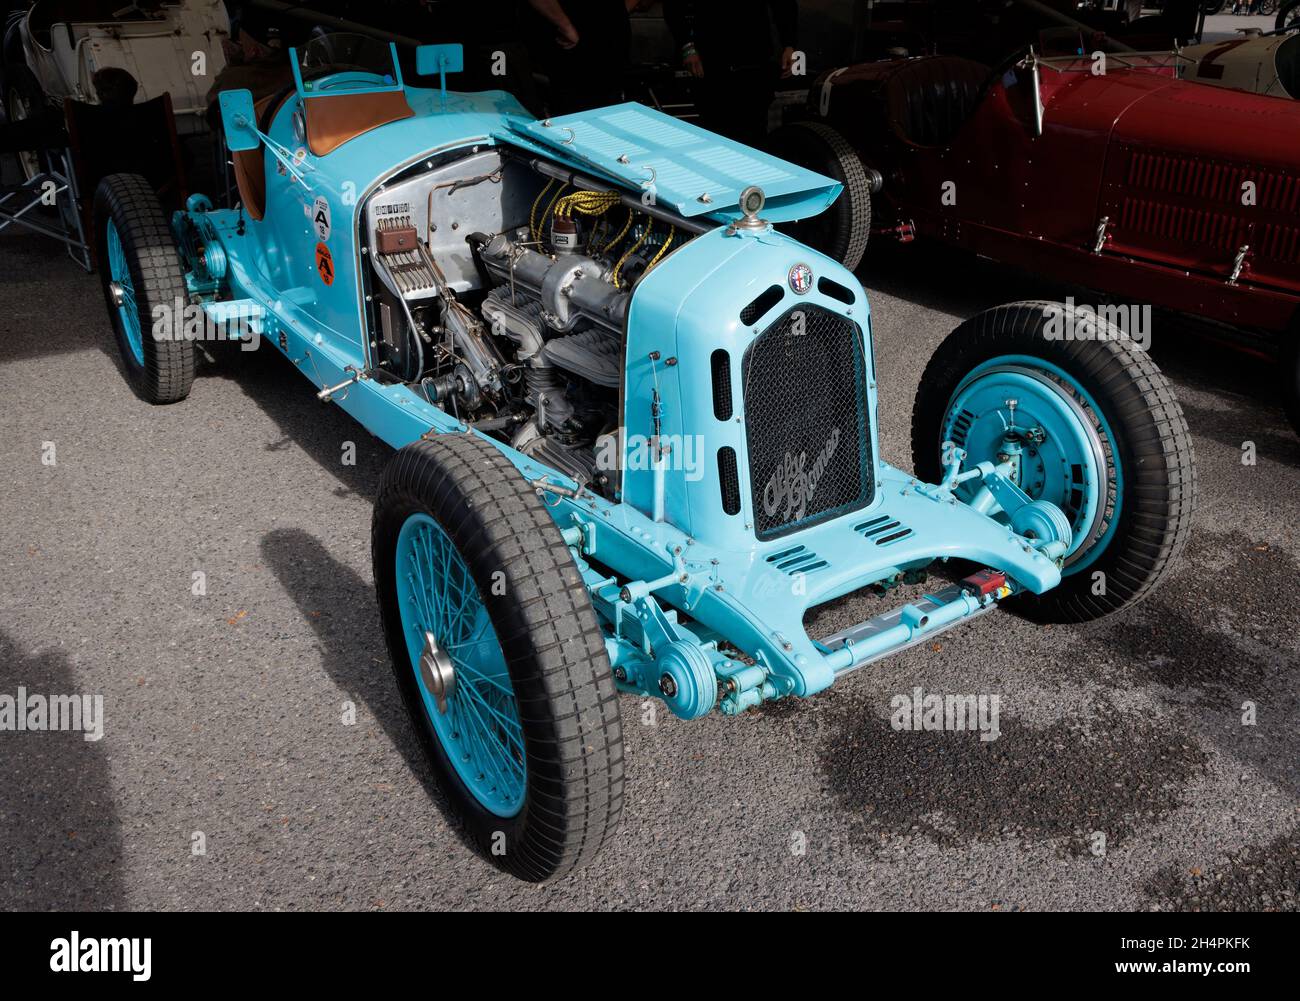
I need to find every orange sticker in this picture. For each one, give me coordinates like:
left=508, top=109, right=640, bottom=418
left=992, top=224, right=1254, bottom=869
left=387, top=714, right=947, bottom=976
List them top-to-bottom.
left=315, top=241, right=334, bottom=286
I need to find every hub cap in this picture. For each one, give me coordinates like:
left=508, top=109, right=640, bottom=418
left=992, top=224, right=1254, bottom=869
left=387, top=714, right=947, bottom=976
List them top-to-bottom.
left=941, top=356, right=1122, bottom=574
left=418, top=630, right=456, bottom=714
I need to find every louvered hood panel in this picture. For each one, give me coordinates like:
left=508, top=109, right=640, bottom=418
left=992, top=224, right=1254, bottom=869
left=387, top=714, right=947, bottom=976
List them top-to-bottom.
left=1100, top=81, right=1300, bottom=292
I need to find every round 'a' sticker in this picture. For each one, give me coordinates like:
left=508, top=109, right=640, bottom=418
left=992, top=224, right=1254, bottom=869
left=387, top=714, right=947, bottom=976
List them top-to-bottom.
left=315, top=242, right=334, bottom=286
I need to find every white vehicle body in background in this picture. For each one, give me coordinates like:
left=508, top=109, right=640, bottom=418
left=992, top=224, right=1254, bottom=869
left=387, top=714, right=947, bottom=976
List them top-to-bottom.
left=18, top=0, right=229, bottom=133
left=1182, top=30, right=1300, bottom=99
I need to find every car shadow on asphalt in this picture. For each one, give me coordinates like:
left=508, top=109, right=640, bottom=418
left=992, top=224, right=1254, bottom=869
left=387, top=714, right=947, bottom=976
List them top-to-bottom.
left=206, top=346, right=393, bottom=502
left=1176, top=400, right=1300, bottom=469
left=257, top=527, right=481, bottom=861
left=816, top=527, right=1300, bottom=907
left=0, top=631, right=126, bottom=910
left=818, top=695, right=1209, bottom=857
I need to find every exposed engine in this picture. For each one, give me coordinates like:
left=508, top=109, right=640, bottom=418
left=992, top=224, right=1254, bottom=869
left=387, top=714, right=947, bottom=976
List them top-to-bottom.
left=361, top=148, right=692, bottom=497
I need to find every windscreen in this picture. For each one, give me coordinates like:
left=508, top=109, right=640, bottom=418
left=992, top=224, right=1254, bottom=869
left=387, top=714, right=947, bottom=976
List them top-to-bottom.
left=294, top=33, right=402, bottom=96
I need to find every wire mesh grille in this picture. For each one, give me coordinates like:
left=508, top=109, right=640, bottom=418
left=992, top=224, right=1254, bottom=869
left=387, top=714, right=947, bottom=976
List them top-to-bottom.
left=742, top=305, right=873, bottom=538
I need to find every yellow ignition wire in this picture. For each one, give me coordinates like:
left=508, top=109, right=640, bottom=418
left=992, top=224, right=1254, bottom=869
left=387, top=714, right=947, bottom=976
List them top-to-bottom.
left=529, top=178, right=554, bottom=243
left=555, top=190, right=621, bottom=219
left=600, top=207, right=634, bottom=256
left=612, top=219, right=652, bottom=289
left=644, top=225, right=676, bottom=274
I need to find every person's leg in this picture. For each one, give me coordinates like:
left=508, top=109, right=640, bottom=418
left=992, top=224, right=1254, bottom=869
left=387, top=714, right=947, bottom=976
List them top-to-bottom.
left=699, top=73, right=743, bottom=142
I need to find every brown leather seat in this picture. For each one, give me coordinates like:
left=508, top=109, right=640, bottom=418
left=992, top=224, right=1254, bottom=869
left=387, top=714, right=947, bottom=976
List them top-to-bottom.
left=885, top=57, right=989, bottom=147
left=228, top=88, right=413, bottom=219
left=229, top=88, right=414, bottom=219
left=303, top=90, right=414, bottom=157
left=229, top=92, right=289, bottom=222
left=232, top=147, right=267, bottom=221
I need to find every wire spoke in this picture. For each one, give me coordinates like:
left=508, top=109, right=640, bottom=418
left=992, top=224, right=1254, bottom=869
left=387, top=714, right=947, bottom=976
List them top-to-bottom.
left=395, top=512, right=525, bottom=813
left=458, top=682, right=525, bottom=754
left=456, top=693, right=517, bottom=789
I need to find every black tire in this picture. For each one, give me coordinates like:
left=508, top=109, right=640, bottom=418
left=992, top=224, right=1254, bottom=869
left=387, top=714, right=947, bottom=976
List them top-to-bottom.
left=1277, top=0, right=1300, bottom=28
left=1261, top=1, right=1279, bottom=17
left=766, top=120, right=872, bottom=272
left=94, top=174, right=195, bottom=404
left=911, top=300, right=1196, bottom=623
left=1281, top=326, right=1300, bottom=437
left=373, top=433, right=624, bottom=881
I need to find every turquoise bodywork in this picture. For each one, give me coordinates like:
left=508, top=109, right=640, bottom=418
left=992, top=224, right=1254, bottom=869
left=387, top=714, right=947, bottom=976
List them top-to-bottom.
left=178, top=63, right=1068, bottom=719
left=941, top=355, right=1123, bottom=577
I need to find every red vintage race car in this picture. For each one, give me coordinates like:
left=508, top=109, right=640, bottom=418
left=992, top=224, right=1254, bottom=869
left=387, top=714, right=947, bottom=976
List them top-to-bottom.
left=770, top=50, right=1300, bottom=433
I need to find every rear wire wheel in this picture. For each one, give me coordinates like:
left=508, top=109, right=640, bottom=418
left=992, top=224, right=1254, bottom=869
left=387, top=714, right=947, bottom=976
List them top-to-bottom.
left=94, top=173, right=195, bottom=403
left=911, top=301, right=1196, bottom=622
left=373, top=433, right=624, bottom=881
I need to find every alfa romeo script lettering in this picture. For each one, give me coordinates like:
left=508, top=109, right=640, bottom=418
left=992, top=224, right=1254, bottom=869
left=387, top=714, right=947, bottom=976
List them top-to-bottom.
left=762, top=427, right=841, bottom=524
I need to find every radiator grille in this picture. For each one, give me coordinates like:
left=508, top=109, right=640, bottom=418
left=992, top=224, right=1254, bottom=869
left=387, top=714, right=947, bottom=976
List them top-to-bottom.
left=742, top=305, right=873, bottom=539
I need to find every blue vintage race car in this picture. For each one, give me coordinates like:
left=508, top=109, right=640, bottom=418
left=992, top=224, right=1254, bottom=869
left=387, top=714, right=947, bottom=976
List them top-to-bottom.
left=92, top=35, right=1195, bottom=881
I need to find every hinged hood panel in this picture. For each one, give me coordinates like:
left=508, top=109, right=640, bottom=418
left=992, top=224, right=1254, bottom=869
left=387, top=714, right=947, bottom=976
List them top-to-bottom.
left=502, top=103, right=842, bottom=223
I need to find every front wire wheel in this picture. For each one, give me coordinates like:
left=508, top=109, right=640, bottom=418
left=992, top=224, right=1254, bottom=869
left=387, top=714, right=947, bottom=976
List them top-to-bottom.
left=911, top=300, right=1196, bottom=622
left=373, top=433, right=624, bottom=881
left=394, top=512, right=527, bottom=818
